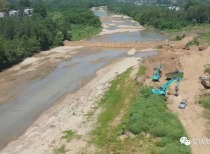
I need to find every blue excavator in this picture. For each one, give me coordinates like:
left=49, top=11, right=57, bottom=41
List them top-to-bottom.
left=152, top=63, right=162, bottom=81
left=152, top=77, right=182, bottom=95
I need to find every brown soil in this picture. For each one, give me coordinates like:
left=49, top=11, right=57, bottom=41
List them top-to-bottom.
left=142, top=36, right=210, bottom=154
left=64, top=40, right=169, bottom=49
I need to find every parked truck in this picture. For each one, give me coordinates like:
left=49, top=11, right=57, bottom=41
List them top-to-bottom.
left=165, top=70, right=184, bottom=80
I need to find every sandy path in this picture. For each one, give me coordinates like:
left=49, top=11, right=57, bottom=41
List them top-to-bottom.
left=168, top=48, right=210, bottom=154
left=0, top=57, right=141, bottom=154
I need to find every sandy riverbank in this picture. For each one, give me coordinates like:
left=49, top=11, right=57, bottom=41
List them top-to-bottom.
left=98, top=16, right=145, bottom=35
left=0, top=46, right=83, bottom=106
left=1, top=56, right=141, bottom=154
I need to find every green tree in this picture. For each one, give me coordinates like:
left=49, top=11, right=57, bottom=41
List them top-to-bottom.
left=0, top=0, right=9, bottom=12
left=19, top=0, right=31, bottom=7
left=34, top=3, right=47, bottom=18
left=66, top=30, right=72, bottom=40
left=54, top=31, right=64, bottom=46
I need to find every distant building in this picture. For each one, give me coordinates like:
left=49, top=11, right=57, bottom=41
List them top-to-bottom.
left=175, top=7, right=180, bottom=11
left=24, top=8, right=33, bottom=15
left=9, top=10, right=19, bottom=16
left=0, top=12, right=7, bottom=18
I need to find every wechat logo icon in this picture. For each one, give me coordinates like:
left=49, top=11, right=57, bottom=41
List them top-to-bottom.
left=180, top=137, right=191, bottom=146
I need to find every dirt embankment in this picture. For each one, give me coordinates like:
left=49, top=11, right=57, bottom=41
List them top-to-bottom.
left=142, top=36, right=210, bottom=154
left=64, top=40, right=168, bottom=49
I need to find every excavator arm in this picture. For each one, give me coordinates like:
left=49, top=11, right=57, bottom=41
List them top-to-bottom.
left=152, top=63, right=162, bottom=81
left=152, top=78, right=181, bottom=95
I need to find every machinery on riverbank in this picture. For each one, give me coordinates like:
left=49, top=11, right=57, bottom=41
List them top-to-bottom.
left=152, top=63, right=162, bottom=81
left=165, top=70, right=183, bottom=80
left=152, top=77, right=182, bottom=95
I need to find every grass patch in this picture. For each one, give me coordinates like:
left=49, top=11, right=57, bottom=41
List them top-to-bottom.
left=163, top=24, right=210, bottom=33
left=71, top=25, right=101, bottom=41
left=199, top=33, right=210, bottom=45
left=174, top=34, right=186, bottom=41
left=187, top=37, right=199, bottom=46
left=137, top=66, right=147, bottom=77
left=91, top=67, right=190, bottom=153
left=205, top=67, right=210, bottom=75
left=91, top=68, right=136, bottom=147
left=122, top=86, right=190, bottom=153
left=198, top=93, right=210, bottom=134
left=198, top=94, right=210, bottom=110
left=62, top=130, right=78, bottom=142
left=54, top=145, right=66, bottom=154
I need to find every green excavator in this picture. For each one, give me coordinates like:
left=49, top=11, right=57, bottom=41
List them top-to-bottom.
left=152, top=63, right=162, bottom=81
left=152, top=77, right=182, bottom=95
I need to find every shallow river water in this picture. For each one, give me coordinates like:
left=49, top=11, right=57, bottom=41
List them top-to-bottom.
left=0, top=8, right=166, bottom=150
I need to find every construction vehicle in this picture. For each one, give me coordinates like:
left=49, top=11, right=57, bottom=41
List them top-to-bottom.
left=152, top=63, right=162, bottom=81
left=165, top=70, right=184, bottom=80
left=199, top=76, right=210, bottom=89
left=152, top=77, right=182, bottom=95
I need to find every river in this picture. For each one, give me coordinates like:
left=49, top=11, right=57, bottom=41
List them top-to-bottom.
left=0, top=8, right=167, bottom=151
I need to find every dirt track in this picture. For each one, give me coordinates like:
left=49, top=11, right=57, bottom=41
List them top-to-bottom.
left=142, top=37, right=210, bottom=154
left=64, top=40, right=168, bottom=49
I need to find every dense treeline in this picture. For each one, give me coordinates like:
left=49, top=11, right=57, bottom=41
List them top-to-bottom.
left=0, top=0, right=102, bottom=70
left=108, top=0, right=210, bottom=30
left=108, top=4, right=189, bottom=30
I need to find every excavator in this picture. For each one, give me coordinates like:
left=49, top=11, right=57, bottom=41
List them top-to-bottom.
left=152, top=63, right=162, bottom=81
left=152, top=77, right=182, bottom=95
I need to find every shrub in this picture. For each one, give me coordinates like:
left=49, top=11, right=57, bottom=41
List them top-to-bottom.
left=205, top=67, right=210, bottom=75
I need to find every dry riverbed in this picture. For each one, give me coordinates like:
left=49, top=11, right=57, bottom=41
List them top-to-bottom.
left=1, top=6, right=210, bottom=154
left=0, top=46, right=82, bottom=105
left=1, top=56, right=141, bottom=154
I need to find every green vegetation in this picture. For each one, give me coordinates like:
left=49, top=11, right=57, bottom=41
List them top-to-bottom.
left=0, top=0, right=101, bottom=70
left=108, top=0, right=210, bottom=31
left=108, top=4, right=190, bottom=30
left=71, top=25, right=101, bottom=41
left=199, top=33, right=210, bottom=45
left=175, top=34, right=186, bottom=41
left=187, top=37, right=200, bottom=46
left=137, top=66, right=147, bottom=76
left=91, top=67, right=190, bottom=153
left=205, top=67, right=210, bottom=75
left=91, top=68, right=137, bottom=147
left=123, top=86, right=190, bottom=153
left=198, top=93, right=210, bottom=135
left=199, top=94, right=210, bottom=110
left=62, top=130, right=78, bottom=142
left=54, top=145, right=66, bottom=154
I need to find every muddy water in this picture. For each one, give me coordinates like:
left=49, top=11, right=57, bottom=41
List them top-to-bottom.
left=0, top=8, right=166, bottom=150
